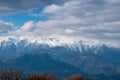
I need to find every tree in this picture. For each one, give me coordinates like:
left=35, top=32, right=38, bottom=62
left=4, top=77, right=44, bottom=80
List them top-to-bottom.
left=0, top=68, right=23, bottom=80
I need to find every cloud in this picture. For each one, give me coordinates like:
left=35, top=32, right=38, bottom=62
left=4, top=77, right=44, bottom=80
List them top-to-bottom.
left=0, top=0, right=68, bottom=14
left=1, top=0, right=120, bottom=47
left=39, top=0, right=120, bottom=36
left=40, top=0, right=120, bottom=47
left=105, top=0, right=120, bottom=4
left=0, top=20, right=16, bottom=35
left=8, top=21, right=36, bottom=37
left=21, top=21, right=35, bottom=31
left=65, top=29, right=76, bottom=34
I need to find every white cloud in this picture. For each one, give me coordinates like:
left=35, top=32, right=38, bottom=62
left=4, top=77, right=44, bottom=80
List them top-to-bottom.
left=1, top=0, right=120, bottom=47
left=37, top=0, right=120, bottom=47
left=43, top=4, right=61, bottom=13
left=0, top=20, right=16, bottom=35
left=21, top=21, right=35, bottom=31
left=65, top=29, right=76, bottom=34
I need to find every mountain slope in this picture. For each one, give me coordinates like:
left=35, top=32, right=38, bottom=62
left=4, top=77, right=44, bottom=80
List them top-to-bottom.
left=0, top=39, right=120, bottom=78
left=0, top=53, right=84, bottom=79
left=52, top=53, right=120, bottom=75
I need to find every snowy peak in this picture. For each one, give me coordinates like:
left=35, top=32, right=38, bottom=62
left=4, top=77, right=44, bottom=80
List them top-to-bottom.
left=0, top=36, right=103, bottom=48
left=0, top=36, right=115, bottom=56
left=0, top=36, right=120, bottom=69
left=0, top=37, right=115, bottom=55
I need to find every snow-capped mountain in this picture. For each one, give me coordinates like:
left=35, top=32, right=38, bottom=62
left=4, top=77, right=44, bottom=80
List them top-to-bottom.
left=0, top=37, right=120, bottom=79
left=0, top=37, right=119, bottom=57
left=0, top=37, right=107, bottom=52
left=0, top=37, right=120, bottom=63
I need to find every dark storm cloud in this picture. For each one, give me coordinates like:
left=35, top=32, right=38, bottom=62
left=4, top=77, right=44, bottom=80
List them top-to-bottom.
left=0, top=0, right=68, bottom=14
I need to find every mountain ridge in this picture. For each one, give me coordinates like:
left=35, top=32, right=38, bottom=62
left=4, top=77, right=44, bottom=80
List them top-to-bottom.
left=0, top=37, right=120, bottom=78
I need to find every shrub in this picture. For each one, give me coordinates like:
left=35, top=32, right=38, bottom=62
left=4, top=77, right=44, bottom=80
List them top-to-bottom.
left=28, top=74, right=57, bottom=80
left=64, top=74, right=83, bottom=80
left=86, top=77, right=95, bottom=80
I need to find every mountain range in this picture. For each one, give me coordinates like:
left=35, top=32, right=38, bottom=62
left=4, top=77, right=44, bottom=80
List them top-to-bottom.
left=0, top=38, right=120, bottom=80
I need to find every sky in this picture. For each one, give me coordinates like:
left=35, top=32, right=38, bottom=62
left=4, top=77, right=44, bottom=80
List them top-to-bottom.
left=0, top=0, right=120, bottom=47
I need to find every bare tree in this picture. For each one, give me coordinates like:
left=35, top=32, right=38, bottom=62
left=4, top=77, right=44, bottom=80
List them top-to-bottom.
left=0, top=68, right=23, bottom=80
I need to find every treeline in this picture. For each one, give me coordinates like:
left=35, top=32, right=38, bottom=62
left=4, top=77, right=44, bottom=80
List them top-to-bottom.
left=0, top=69, right=95, bottom=80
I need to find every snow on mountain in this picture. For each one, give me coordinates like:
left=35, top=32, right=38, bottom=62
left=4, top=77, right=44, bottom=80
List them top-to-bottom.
left=0, top=36, right=117, bottom=57
left=0, top=36, right=104, bottom=48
